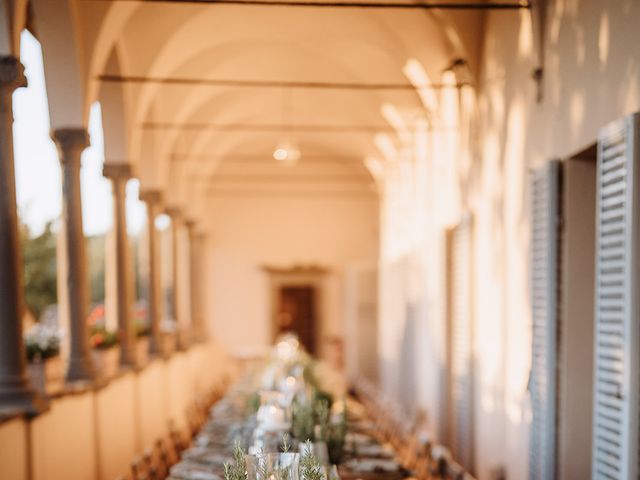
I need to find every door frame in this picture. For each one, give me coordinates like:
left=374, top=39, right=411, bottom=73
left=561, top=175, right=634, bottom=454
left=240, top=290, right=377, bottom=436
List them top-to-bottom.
left=262, top=265, right=328, bottom=353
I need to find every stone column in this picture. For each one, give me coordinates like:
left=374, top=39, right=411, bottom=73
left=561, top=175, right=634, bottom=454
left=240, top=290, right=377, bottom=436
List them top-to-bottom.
left=0, top=57, right=42, bottom=413
left=52, top=128, right=95, bottom=382
left=103, top=164, right=136, bottom=367
left=140, top=190, right=163, bottom=355
left=166, top=207, right=187, bottom=349
left=186, top=222, right=206, bottom=342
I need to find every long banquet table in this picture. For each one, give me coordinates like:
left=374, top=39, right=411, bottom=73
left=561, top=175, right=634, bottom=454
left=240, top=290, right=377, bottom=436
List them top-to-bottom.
left=167, top=375, right=414, bottom=480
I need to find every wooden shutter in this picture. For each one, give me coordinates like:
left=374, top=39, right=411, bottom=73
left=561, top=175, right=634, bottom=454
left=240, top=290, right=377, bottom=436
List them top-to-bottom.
left=592, top=113, right=640, bottom=480
left=529, top=160, right=561, bottom=480
left=448, top=216, right=474, bottom=471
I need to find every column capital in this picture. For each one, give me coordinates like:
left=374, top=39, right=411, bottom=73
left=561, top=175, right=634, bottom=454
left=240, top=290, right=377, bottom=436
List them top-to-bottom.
left=0, top=56, right=26, bottom=91
left=51, top=128, right=89, bottom=164
left=103, top=163, right=133, bottom=181
left=139, top=189, right=163, bottom=206
left=165, top=206, right=183, bottom=222
left=186, top=221, right=209, bottom=240
left=195, top=229, right=209, bottom=240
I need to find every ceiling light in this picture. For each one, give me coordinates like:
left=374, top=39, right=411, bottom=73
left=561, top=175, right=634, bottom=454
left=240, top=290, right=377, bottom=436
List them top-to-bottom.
left=273, top=140, right=301, bottom=166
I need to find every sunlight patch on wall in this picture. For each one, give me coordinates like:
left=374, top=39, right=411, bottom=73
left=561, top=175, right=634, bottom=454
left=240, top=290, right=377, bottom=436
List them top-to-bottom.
left=548, top=0, right=565, bottom=45
left=518, top=10, right=533, bottom=59
left=598, top=12, right=610, bottom=67
left=403, top=59, right=438, bottom=113
left=569, top=90, right=585, bottom=141
left=381, top=103, right=412, bottom=144
left=375, top=133, right=399, bottom=162
left=364, top=156, right=385, bottom=181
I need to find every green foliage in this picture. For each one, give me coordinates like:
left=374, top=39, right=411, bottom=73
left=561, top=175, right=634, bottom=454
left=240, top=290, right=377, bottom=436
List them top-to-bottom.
left=20, top=221, right=57, bottom=320
left=86, top=234, right=106, bottom=304
left=135, top=319, right=151, bottom=337
left=24, top=324, right=60, bottom=362
left=90, top=324, right=119, bottom=349
left=302, top=363, right=321, bottom=392
left=314, top=390, right=333, bottom=410
left=247, top=392, right=261, bottom=415
left=291, top=392, right=332, bottom=443
left=292, top=399, right=316, bottom=442
left=326, top=410, right=347, bottom=464
left=281, top=433, right=291, bottom=453
left=300, top=441, right=324, bottom=480
left=224, top=442, right=247, bottom=480
left=252, top=450, right=292, bottom=480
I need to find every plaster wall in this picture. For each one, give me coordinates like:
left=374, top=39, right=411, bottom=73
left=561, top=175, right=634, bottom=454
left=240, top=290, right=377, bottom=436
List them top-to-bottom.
left=376, top=2, right=640, bottom=478
left=203, top=193, right=379, bottom=359
left=0, top=343, right=230, bottom=480
left=0, top=416, right=28, bottom=480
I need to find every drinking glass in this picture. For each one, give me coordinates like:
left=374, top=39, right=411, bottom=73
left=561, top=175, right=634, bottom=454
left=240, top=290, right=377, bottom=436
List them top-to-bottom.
left=299, top=441, right=330, bottom=466
left=246, top=452, right=301, bottom=480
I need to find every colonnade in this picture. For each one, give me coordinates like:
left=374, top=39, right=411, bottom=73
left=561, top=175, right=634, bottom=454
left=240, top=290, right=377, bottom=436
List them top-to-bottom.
left=0, top=55, right=208, bottom=414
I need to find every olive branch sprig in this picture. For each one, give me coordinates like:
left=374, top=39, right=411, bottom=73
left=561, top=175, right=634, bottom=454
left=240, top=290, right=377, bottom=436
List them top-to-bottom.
left=300, top=440, right=325, bottom=480
left=224, top=442, right=248, bottom=480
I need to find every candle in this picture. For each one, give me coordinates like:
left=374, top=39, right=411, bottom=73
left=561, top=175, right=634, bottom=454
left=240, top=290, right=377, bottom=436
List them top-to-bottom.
left=260, top=405, right=285, bottom=430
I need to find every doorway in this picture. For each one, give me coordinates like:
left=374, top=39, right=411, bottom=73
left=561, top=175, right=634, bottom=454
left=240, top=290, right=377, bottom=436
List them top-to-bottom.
left=557, top=145, right=596, bottom=480
left=445, top=214, right=475, bottom=474
left=264, top=265, right=327, bottom=356
left=278, top=286, right=317, bottom=354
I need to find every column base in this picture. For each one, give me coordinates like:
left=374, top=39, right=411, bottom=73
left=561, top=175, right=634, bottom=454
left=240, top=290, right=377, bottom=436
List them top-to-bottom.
left=177, top=330, right=192, bottom=351
left=148, top=334, right=162, bottom=356
left=118, top=345, right=137, bottom=368
left=66, top=355, right=95, bottom=383
left=0, top=375, right=46, bottom=415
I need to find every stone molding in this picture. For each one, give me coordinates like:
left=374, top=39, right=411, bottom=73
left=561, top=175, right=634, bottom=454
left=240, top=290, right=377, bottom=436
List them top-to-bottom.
left=0, top=56, right=27, bottom=91
left=51, top=128, right=90, bottom=164
left=102, top=163, right=134, bottom=180
left=139, top=189, right=163, bottom=206
left=165, top=206, right=183, bottom=222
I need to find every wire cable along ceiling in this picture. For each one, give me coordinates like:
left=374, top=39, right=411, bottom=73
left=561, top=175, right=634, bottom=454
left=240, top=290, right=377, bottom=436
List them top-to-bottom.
left=87, top=0, right=531, bottom=10
left=98, top=75, right=471, bottom=91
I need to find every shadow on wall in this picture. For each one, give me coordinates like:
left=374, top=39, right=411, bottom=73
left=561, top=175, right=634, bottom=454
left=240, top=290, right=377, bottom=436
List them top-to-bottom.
left=398, top=304, right=418, bottom=414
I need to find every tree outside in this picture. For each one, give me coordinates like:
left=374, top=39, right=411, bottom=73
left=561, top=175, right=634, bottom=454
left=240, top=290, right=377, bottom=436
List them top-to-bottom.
left=20, top=221, right=57, bottom=320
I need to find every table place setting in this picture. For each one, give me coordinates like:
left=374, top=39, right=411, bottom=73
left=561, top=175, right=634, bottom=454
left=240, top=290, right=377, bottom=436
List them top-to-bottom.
left=167, top=333, right=414, bottom=480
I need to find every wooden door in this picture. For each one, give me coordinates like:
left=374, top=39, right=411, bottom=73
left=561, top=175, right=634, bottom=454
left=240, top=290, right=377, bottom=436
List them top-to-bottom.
left=278, top=286, right=317, bottom=354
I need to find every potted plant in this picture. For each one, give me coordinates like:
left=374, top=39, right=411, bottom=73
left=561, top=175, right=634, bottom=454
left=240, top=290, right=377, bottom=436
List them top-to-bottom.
left=90, top=323, right=120, bottom=379
left=24, top=324, right=63, bottom=394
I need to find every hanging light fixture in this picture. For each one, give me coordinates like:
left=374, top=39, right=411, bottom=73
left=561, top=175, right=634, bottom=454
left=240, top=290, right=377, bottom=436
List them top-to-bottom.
left=273, top=88, right=301, bottom=166
left=273, top=139, right=301, bottom=165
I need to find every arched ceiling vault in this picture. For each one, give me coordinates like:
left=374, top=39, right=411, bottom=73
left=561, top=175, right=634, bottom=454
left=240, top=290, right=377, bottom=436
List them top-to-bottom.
left=28, top=0, right=487, bottom=222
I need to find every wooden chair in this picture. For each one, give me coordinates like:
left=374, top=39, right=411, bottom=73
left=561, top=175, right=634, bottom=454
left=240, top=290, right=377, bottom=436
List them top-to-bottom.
left=123, top=379, right=232, bottom=480
left=130, top=454, right=149, bottom=480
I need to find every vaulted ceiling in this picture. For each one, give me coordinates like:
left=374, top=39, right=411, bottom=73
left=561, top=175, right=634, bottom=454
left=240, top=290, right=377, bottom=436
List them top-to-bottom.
left=19, top=0, right=487, bottom=221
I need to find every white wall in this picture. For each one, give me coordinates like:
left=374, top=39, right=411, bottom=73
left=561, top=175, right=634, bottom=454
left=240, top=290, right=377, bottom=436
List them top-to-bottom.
left=375, top=2, right=640, bottom=479
left=203, top=193, right=379, bottom=358
left=0, top=342, right=231, bottom=480
left=0, top=416, right=28, bottom=480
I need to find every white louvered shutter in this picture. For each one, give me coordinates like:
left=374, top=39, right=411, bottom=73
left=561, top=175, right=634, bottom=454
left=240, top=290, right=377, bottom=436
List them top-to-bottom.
left=592, top=113, right=640, bottom=480
left=529, top=160, right=561, bottom=480
left=450, top=216, right=474, bottom=472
